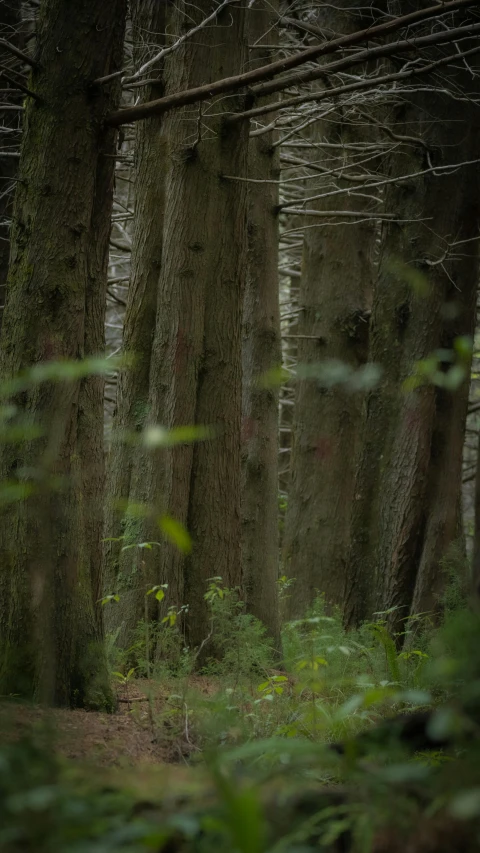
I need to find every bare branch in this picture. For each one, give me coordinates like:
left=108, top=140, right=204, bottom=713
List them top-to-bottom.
left=95, top=0, right=238, bottom=86
left=105, top=0, right=478, bottom=126
left=124, top=0, right=238, bottom=84
left=281, top=16, right=331, bottom=41
left=252, top=22, right=480, bottom=101
left=0, top=37, right=39, bottom=70
left=231, top=41, right=480, bottom=124
left=0, top=69, right=40, bottom=102
left=281, top=208, right=395, bottom=219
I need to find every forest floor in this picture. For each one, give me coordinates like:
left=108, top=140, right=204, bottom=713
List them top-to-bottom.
left=3, top=674, right=480, bottom=853
left=0, top=676, right=221, bottom=767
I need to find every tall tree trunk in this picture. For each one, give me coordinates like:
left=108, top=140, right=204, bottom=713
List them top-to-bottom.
left=0, top=0, right=126, bottom=707
left=0, top=0, right=22, bottom=330
left=103, top=0, right=166, bottom=642
left=111, top=0, right=249, bottom=652
left=241, top=0, right=281, bottom=648
left=282, top=15, right=375, bottom=618
left=345, top=75, right=480, bottom=634
left=411, top=266, right=477, bottom=615
left=473, top=423, right=480, bottom=601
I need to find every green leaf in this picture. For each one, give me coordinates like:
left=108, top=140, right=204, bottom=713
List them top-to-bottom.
left=386, top=258, right=431, bottom=296
left=453, top=335, right=473, bottom=360
left=0, top=355, right=129, bottom=399
left=297, top=358, right=352, bottom=387
left=346, top=363, right=383, bottom=392
left=443, top=364, right=466, bottom=391
left=257, top=365, right=291, bottom=388
left=403, top=374, right=425, bottom=393
left=0, top=424, right=44, bottom=443
left=142, top=424, right=213, bottom=448
left=142, top=425, right=169, bottom=448
left=166, top=425, right=214, bottom=444
left=0, top=482, right=35, bottom=506
left=113, top=499, right=150, bottom=518
left=158, top=515, right=192, bottom=554
left=122, top=540, right=161, bottom=552
left=147, top=583, right=168, bottom=597
left=98, top=594, right=120, bottom=606
left=361, top=687, right=394, bottom=708
left=396, top=689, right=431, bottom=706
left=426, top=707, right=459, bottom=741
left=380, top=763, right=429, bottom=783
left=210, top=766, right=266, bottom=853
left=7, top=785, right=58, bottom=813
left=450, top=789, right=480, bottom=819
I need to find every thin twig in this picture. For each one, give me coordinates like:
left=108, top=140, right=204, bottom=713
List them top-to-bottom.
left=105, top=0, right=479, bottom=126
left=0, top=38, right=39, bottom=70
left=0, top=69, right=40, bottom=102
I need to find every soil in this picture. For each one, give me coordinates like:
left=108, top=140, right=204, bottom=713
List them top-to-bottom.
left=0, top=676, right=219, bottom=767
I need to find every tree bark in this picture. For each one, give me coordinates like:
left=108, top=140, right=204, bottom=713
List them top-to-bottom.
left=0, top=0, right=126, bottom=707
left=0, top=0, right=22, bottom=331
left=103, top=0, right=166, bottom=644
left=105, top=0, right=480, bottom=128
left=111, top=0, right=249, bottom=653
left=241, top=1, right=281, bottom=649
left=282, top=6, right=375, bottom=620
left=345, top=72, right=480, bottom=634
left=411, top=265, right=477, bottom=616
left=473, top=424, right=480, bottom=601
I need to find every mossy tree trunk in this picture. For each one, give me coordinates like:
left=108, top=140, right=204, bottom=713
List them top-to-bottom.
left=0, top=0, right=126, bottom=707
left=103, top=0, right=167, bottom=644
left=110, top=0, right=248, bottom=652
left=241, top=0, right=281, bottom=649
left=345, top=79, right=480, bottom=634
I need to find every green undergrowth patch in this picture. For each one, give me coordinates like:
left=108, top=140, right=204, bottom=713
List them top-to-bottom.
left=4, top=570, right=480, bottom=851
left=109, top=588, right=441, bottom=755
left=2, top=695, right=480, bottom=853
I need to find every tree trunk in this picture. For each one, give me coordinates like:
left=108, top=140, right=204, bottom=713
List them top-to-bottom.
left=0, top=0, right=126, bottom=707
left=0, top=0, right=22, bottom=330
left=103, top=0, right=166, bottom=643
left=112, top=0, right=249, bottom=653
left=241, top=1, right=281, bottom=649
left=282, top=42, right=375, bottom=618
left=345, top=78, right=480, bottom=634
left=411, top=267, right=477, bottom=616
left=473, top=424, right=480, bottom=601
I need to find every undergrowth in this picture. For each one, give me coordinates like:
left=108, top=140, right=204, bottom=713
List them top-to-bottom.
left=4, top=562, right=480, bottom=852
left=104, top=567, right=465, bottom=756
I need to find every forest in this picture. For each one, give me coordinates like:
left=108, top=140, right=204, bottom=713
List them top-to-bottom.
left=1, top=0, right=480, bottom=850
